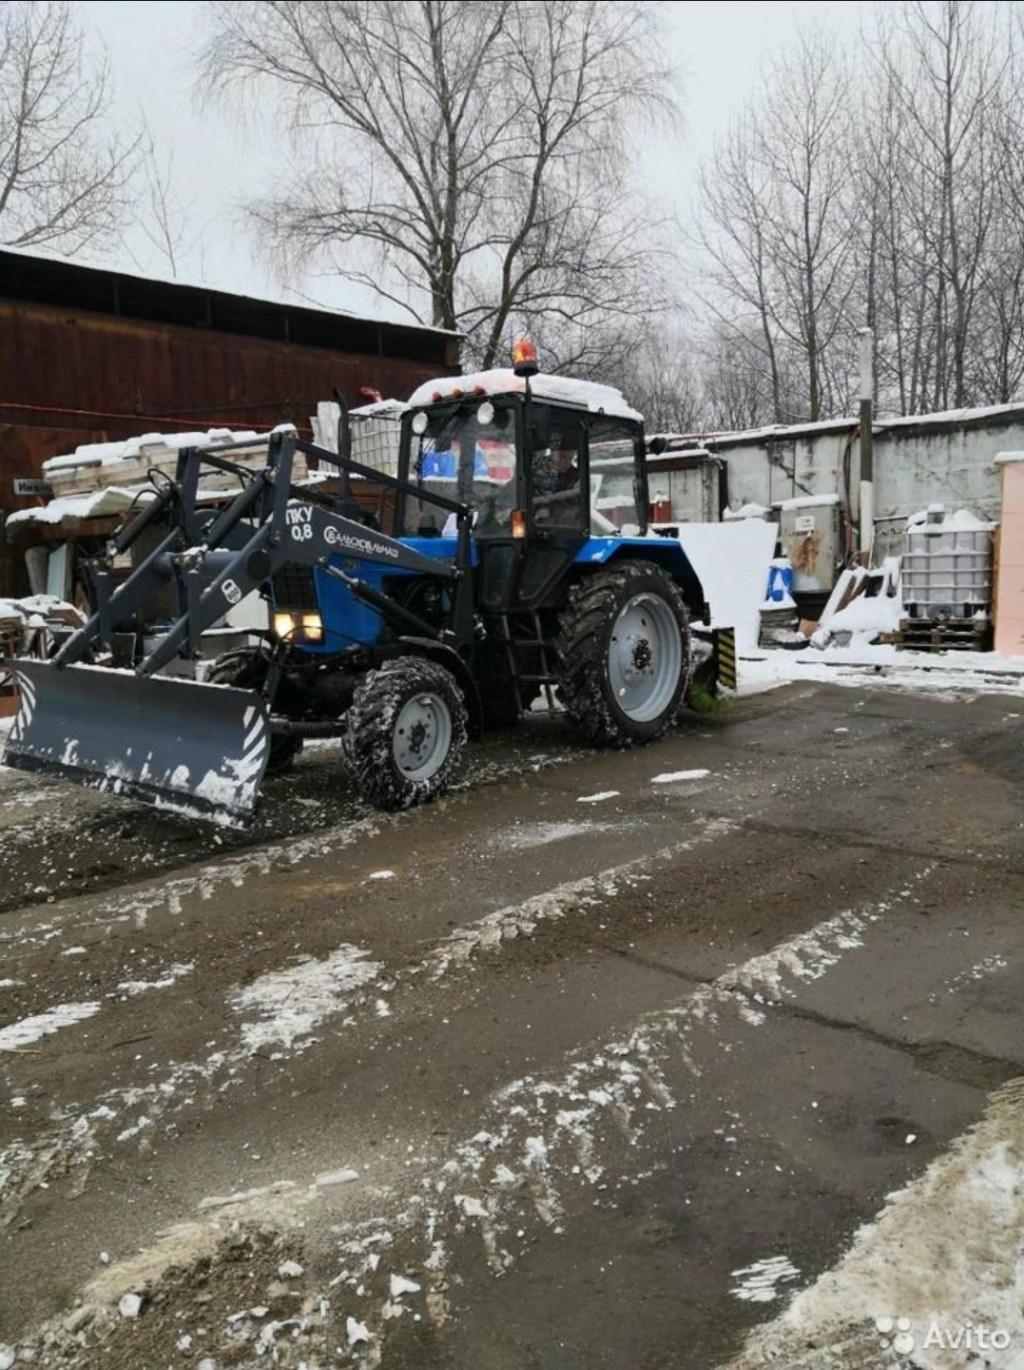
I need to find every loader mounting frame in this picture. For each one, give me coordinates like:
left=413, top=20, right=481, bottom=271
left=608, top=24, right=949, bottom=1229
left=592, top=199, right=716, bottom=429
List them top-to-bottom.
left=52, top=431, right=477, bottom=686
left=2, top=433, right=481, bottom=825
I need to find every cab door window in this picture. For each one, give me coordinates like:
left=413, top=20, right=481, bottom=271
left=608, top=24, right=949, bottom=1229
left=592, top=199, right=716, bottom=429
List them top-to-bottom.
left=588, top=417, right=644, bottom=534
left=529, top=418, right=585, bottom=532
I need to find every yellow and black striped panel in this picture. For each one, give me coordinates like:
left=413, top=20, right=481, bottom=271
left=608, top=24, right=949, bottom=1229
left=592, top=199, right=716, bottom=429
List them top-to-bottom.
left=713, top=627, right=737, bottom=692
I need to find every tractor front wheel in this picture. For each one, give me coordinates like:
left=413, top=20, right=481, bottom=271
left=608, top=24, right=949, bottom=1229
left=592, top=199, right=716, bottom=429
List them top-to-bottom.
left=555, top=560, right=691, bottom=748
left=344, top=656, right=467, bottom=811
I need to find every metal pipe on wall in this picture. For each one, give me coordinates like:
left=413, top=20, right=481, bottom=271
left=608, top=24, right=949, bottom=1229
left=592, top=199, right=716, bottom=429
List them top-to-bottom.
left=858, top=326, right=874, bottom=564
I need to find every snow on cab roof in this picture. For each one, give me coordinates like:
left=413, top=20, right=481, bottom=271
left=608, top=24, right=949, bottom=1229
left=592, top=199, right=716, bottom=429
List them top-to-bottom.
left=407, top=368, right=641, bottom=422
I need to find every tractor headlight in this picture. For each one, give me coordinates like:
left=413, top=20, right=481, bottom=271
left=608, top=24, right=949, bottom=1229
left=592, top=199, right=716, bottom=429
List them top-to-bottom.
left=411, top=411, right=429, bottom=435
left=273, top=611, right=323, bottom=643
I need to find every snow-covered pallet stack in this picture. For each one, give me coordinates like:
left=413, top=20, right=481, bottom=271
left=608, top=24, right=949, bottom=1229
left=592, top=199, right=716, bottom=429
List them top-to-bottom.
left=44, top=427, right=308, bottom=497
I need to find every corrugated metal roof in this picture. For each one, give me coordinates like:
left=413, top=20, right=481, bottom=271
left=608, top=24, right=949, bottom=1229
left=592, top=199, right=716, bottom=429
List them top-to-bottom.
left=0, top=248, right=459, bottom=364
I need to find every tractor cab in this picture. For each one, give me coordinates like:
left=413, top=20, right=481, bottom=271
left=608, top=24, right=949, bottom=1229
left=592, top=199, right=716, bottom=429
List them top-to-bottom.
left=399, top=350, right=650, bottom=609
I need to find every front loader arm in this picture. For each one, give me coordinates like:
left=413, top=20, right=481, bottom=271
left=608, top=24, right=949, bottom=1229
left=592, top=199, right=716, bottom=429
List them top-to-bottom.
left=53, top=428, right=467, bottom=677
left=2, top=434, right=472, bottom=829
left=138, top=499, right=461, bottom=677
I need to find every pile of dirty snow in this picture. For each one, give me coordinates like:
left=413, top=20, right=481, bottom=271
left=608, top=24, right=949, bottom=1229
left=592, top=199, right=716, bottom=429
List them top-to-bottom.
left=815, top=591, right=902, bottom=645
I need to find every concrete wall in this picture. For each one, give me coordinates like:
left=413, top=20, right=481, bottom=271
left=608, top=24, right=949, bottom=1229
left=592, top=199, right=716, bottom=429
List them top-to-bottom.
left=688, top=406, right=1024, bottom=561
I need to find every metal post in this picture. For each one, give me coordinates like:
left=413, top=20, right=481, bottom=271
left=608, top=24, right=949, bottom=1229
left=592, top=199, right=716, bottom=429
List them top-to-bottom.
left=858, top=326, right=874, bottom=566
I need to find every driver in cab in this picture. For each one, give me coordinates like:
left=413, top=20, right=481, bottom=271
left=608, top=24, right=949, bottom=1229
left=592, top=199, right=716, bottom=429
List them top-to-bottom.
left=534, top=432, right=580, bottom=525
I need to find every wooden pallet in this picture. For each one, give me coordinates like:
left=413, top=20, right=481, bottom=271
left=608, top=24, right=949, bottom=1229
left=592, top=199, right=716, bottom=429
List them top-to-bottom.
left=47, top=439, right=308, bottom=497
left=878, top=616, right=992, bottom=652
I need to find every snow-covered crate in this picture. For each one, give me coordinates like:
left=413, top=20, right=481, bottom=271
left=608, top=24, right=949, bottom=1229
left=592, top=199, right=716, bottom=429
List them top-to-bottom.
left=350, top=411, right=402, bottom=476
left=43, top=430, right=306, bottom=497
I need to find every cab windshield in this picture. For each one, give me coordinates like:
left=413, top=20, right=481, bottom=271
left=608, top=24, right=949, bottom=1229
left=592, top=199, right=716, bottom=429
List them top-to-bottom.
left=401, top=401, right=517, bottom=536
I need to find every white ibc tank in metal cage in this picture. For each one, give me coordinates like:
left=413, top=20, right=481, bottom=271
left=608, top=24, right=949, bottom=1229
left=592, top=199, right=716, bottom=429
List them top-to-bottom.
left=312, top=399, right=405, bottom=477
left=350, top=409, right=403, bottom=475
left=902, top=506, right=994, bottom=619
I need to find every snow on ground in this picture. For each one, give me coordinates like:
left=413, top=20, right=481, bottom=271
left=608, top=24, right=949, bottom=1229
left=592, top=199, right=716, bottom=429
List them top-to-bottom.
left=738, top=646, right=1024, bottom=699
left=425, top=817, right=737, bottom=979
left=493, top=819, right=625, bottom=850
left=47, top=864, right=938, bottom=1368
left=304, top=868, right=939, bottom=1359
left=228, top=945, right=384, bottom=1054
left=113, top=962, right=194, bottom=998
left=0, top=1001, right=100, bottom=1051
left=722, top=1079, right=1024, bottom=1369
left=731, top=1256, right=802, bottom=1303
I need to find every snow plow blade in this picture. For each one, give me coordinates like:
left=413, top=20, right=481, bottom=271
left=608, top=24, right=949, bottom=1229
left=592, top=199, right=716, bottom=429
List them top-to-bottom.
left=2, top=660, right=272, bottom=827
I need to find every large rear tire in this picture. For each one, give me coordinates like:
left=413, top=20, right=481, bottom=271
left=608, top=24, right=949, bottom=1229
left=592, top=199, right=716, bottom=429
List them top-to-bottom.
left=555, top=560, right=691, bottom=748
left=206, top=648, right=299, bottom=775
left=344, top=656, right=467, bottom=811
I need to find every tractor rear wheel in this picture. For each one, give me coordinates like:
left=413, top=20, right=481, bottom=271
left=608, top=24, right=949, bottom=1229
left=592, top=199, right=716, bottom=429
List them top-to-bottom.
left=555, top=559, right=691, bottom=748
left=205, top=648, right=299, bottom=774
left=344, top=656, right=467, bottom=811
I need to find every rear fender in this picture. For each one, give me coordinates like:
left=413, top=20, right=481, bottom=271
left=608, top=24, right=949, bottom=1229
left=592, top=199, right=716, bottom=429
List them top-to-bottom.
left=572, top=536, right=708, bottom=623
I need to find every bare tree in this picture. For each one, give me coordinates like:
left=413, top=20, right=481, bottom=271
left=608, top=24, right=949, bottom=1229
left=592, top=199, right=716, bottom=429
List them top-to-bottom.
left=0, top=0, right=136, bottom=253
left=198, top=0, right=676, bottom=370
left=867, top=0, right=1007, bottom=411
left=690, top=2, right=1024, bottom=423
left=966, top=8, right=1024, bottom=404
left=692, top=28, right=856, bottom=423
left=757, top=29, right=857, bottom=420
left=692, top=113, right=787, bottom=422
left=126, top=133, right=204, bottom=280
left=612, top=324, right=706, bottom=434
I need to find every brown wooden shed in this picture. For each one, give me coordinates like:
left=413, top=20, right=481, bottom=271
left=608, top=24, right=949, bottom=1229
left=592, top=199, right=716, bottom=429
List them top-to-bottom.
left=0, top=249, right=459, bottom=595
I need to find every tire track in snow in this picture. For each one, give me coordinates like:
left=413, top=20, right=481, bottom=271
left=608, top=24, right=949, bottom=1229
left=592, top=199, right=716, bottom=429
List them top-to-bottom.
left=2, top=814, right=385, bottom=949
left=423, top=815, right=738, bottom=978
left=0, top=816, right=733, bottom=1227
left=26, top=866, right=942, bottom=1365
left=308, top=866, right=940, bottom=1366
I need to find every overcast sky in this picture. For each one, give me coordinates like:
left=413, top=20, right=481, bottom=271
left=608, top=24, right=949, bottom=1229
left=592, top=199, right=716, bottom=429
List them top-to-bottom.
left=76, top=0, right=867, bottom=322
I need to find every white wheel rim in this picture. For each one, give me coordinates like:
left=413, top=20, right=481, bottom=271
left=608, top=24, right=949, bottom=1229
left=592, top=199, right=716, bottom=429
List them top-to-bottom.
left=608, top=592, right=682, bottom=722
left=393, top=691, right=452, bottom=779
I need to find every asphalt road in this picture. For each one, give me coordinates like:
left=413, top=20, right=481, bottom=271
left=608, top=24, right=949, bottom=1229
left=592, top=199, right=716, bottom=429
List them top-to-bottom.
left=0, top=679, right=1021, bottom=1369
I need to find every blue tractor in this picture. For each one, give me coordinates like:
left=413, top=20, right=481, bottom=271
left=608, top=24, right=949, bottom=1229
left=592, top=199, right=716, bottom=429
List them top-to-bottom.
left=3, top=346, right=711, bottom=824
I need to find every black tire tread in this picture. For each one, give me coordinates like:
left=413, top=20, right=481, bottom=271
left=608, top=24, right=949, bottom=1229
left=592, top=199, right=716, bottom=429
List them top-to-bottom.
left=555, top=559, right=691, bottom=748
left=344, top=656, right=467, bottom=811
